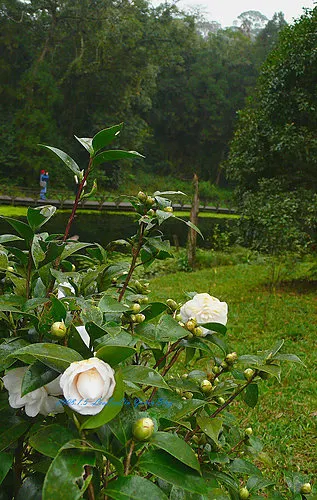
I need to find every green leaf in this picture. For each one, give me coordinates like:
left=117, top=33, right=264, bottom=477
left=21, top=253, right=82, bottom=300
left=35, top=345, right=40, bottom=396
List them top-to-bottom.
left=92, top=124, right=123, bottom=153
left=74, top=136, right=93, bottom=155
left=40, top=145, right=81, bottom=176
left=93, top=149, right=144, bottom=167
left=27, top=206, right=56, bottom=231
left=156, top=210, right=174, bottom=225
left=0, top=217, right=34, bottom=244
left=184, top=220, right=204, bottom=239
left=0, top=234, right=23, bottom=244
left=31, top=234, right=46, bottom=268
left=60, top=242, right=91, bottom=260
left=6, top=246, right=28, bottom=266
left=0, top=251, right=9, bottom=270
left=99, top=295, right=129, bottom=314
left=50, top=296, right=67, bottom=321
left=142, top=302, right=168, bottom=321
left=135, top=315, right=186, bottom=343
left=199, top=323, right=227, bottom=335
left=68, top=324, right=92, bottom=358
left=204, top=334, right=228, bottom=354
left=0, top=338, right=30, bottom=371
left=10, top=343, right=83, bottom=372
left=96, top=345, right=136, bottom=366
left=274, top=353, right=305, bottom=365
left=21, top=361, right=60, bottom=397
left=257, top=364, right=281, bottom=381
left=121, top=366, right=171, bottom=390
left=80, top=370, right=124, bottom=430
left=243, top=383, right=258, bottom=408
left=0, top=416, right=30, bottom=452
left=196, top=416, right=223, bottom=444
left=29, top=425, right=76, bottom=458
left=151, top=432, right=200, bottom=472
left=62, top=439, right=124, bottom=476
left=42, top=448, right=96, bottom=500
left=139, top=450, right=208, bottom=495
left=0, top=451, right=13, bottom=485
left=229, top=458, right=262, bottom=477
left=16, top=473, right=43, bottom=500
left=105, top=475, right=169, bottom=500
left=246, top=475, right=275, bottom=493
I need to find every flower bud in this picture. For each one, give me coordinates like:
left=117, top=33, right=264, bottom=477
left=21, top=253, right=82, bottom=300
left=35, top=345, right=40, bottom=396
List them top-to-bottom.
left=137, top=191, right=147, bottom=202
left=146, top=196, right=155, bottom=206
left=164, top=206, right=173, bottom=213
left=147, top=209, right=155, bottom=217
left=71, top=264, right=76, bottom=272
left=6, top=266, right=14, bottom=272
left=111, top=277, right=118, bottom=284
left=140, top=297, right=149, bottom=305
left=166, top=299, right=178, bottom=311
left=132, top=303, right=141, bottom=314
left=135, top=313, right=145, bottom=323
left=130, top=314, right=136, bottom=322
left=175, top=314, right=182, bottom=322
left=186, top=319, right=196, bottom=332
left=50, top=321, right=67, bottom=338
left=193, top=327, right=204, bottom=337
left=187, top=332, right=193, bottom=339
left=225, top=352, right=238, bottom=365
left=220, top=360, right=229, bottom=371
left=212, top=365, right=221, bottom=375
left=244, top=368, right=255, bottom=381
left=182, top=373, right=188, bottom=379
left=200, top=380, right=212, bottom=393
left=184, top=391, right=193, bottom=399
left=217, top=397, right=226, bottom=405
left=132, top=417, right=154, bottom=441
left=245, top=427, right=253, bottom=436
left=300, top=483, right=312, bottom=495
left=239, top=487, right=250, bottom=499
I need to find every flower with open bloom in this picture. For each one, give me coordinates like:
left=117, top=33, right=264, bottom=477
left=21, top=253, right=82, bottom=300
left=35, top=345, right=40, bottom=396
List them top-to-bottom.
left=180, top=293, right=228, bottom=336
left=60, top=358, right=115, bottom=415
left=3, top=367, right=63, bottom=417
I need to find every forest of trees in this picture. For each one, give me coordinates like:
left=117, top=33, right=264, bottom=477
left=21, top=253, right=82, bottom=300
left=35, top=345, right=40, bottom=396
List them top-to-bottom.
left=0, top=0, right=287, bottom=189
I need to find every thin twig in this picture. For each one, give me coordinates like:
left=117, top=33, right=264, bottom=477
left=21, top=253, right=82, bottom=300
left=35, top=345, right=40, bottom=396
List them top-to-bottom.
left=118, top=223, right=145, bottom=302
left=124, top=440, right=135, bottom=476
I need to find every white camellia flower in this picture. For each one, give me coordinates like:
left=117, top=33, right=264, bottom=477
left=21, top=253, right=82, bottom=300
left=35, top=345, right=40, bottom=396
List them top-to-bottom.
left=57, top=281, right=75, bottom=299
left=180, top=293, right=228, bottom=336
left=76, top=325, right=90, bottom=348
left=60, top=358, right=116, bottom=415
left=2, top=367, right=64, bottom=417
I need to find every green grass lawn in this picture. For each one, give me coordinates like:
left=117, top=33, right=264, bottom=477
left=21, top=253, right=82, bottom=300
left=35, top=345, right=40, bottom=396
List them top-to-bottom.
left=148, top=257, right=317, bottom=484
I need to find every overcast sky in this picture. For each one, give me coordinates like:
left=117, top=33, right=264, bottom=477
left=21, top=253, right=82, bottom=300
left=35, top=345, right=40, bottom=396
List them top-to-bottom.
left=154, top=0, right=316, bottom=26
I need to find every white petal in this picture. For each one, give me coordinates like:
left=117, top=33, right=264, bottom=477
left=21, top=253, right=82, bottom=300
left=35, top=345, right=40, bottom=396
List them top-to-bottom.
left=76, top=326, right=90, bottom=348
left=76, top=369, right=104, bottom=400
left=45, top=375, right=63, bottom=396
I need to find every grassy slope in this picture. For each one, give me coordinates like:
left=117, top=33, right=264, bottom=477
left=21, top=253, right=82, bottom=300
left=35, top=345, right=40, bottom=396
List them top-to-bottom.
left=148, top=260, right=316, bottom=482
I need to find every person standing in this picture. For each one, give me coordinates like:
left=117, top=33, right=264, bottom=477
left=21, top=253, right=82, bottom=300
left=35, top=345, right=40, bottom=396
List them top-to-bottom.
left=39, top=170, right=49, bottom=200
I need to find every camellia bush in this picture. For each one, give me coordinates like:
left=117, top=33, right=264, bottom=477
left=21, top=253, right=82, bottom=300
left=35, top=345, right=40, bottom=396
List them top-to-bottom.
left=0, top=125, right=314, bottom=500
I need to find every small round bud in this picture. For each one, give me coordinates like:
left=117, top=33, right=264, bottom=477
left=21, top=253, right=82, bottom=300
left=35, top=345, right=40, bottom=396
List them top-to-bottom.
left=137, top=191, right=147, bottom=202
left=146, top=196, right=155, bottom=206
left=164, top=206, right=173, bottom=213
left=147, top=208, right=155, bottom=217
left=71, top=264, right=76, bottom=272
left=6, top=266, right=14, bottom=272
left=111, top=277, right=118, bottom=284
left=140, top=297, right=149, bottom=305
left=166, top=299, right=178, bottom=310
left=132, top=303, right=141, bottom=314
left=135, top=313, right=145, bottom=323
left=130, top=314, right=136, bottom=322
left=175, top=314, right=182, bottom=322
left=186, top=320, right=196, bottom=332
left=51, top=321, right=67, bottom=338
left=193, top=327, right=204, bottom=337
left=187, top=332, right=193, bottom=339
left=225, top=352, right=238, bottom=365
left=220, top=360, right=229, bottom=370
left=212, top=365, right=221, bottom=375
left=244, top=368, right=255, bottom=381
left=182, top=373, right=188, bottom=379
left=200, top=380, right=212, bottom=393
left=175, top=388, right=182, bottom=395
left=184, top=392, right=193, bottom=399
left=217, top=397, right=226, bottom=405
left=132, top=417, right=154, bottom=441
left=245, top=427, right=253, bottom=436
left=192, top=435, right=200, bottom=444
left=300, top=483, right=312, bottom=495
left=239, top=487, right=250, bottom=499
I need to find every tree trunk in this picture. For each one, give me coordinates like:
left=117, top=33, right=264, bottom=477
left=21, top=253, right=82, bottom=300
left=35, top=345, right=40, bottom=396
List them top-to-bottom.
left=187, top=174, right=199, bottom=269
